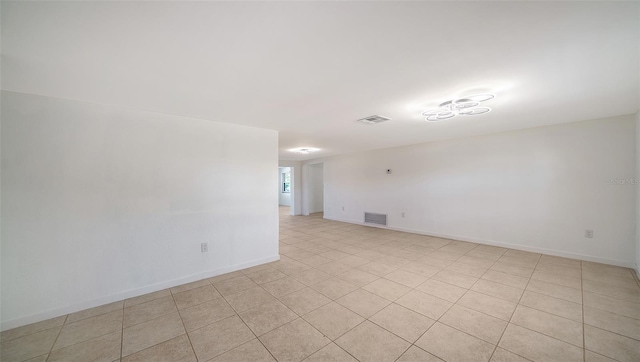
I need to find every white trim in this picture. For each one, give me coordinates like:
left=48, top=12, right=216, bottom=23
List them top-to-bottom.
left=324, top=215, right=636, bottom=269
left=0, top=255, right=280, bottom=331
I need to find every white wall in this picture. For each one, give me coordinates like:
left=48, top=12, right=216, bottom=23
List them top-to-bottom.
left=0, top=91, right=279, bottom=329
left=636, top=111, right=640, bottom=277
left=314, top=115, right=636, bottom=267
left=278, top=161, right=301, bottom=215
left=306, top=163, right=324, bottom=214
left=279, top=167, right=291, bottom=206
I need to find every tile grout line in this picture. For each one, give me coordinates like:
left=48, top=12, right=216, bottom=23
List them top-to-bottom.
left=488, top=252, right=542, bottom=362
left=171, top=285, right=198, bottom=362
left=44, top=314, right=68, bottom=362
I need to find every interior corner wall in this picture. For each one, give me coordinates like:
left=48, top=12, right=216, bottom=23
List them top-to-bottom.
left=0, top=91, right=279, bottom=330
left=636, top=111, right=640, bottom=278
left=321, top=115, right=636, bottom=268
left=278, top=161, right=301, bottom=215
left=306, top=164, right=324, bottom=214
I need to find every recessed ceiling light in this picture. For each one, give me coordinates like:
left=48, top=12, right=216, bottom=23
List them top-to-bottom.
left=422, top=94, right=494, bottom=122
left=357, top=115, right=391, bottom=125
left=289, top=147, right=319, bottom=155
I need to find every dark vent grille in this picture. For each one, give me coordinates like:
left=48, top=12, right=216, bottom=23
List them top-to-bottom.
left=364, top=212, right=387, bottom=226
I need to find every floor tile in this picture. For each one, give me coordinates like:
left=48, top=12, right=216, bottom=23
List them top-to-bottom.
left=315, top=261, right=354, bottom=276
left=357, top=262, right=398, bottom=276
left=399, top=262, right=442, bottom=278
left=445, top=262, right=488, bottom=278
left=490, top=262, right=534, bottom=278
left=246, top=268, right=287, bottom=285
left=294, top=269, right=332, bottom=286
left=337, top=269, right=379, bottom=287
left=384, top=269, right=428, bottom=288
left=433, top=269, right=478, bottom=289
left=481, top=270, right=529, bottom=289
left=531, top=270, right=582, bottom=289
left=213, top=275, right=258, bottom=297
left=262, top=277, right=306, bottom=297
left=311, top=278, right=359, bottom=300
left=362, top=278, right=411, bottom=301
left=415, top=278, right=467, bottom=302
left=170, top=279, right=211, bottom=295
left=470, top=279, right=523, bottom=303
left=526, top=279, right=582, bottom=304
left=583, top=279, right=640, bottom=303
left=173, top=285, right=221, bottom=310
left=225, top=286, right=276, bottom=313
left=278, top=288, right=332, bottom=315
left=124, top=289, right=172, bottom=308
left=335, top=289, right=390, bottom=318
left=395, top=290, right=452, bottom=320
left=519, top=290, right=582, bottom=322
left=457, top=291, right=516, bottom=321
left=583, top=291, right=640, bottom=320
left=124, top=295, right=176, bottom=328
left=179, top=297, right=236, bottom=332
left=240, top=300, right=298, bottom=336
left=66, top=301, right=124, bottom=324
left=303, top=302, right=364, bottom=340
left=369, top=303, right=435, bottom=343
left=439, top=305, right=507, bottom=344
left=510, top=305, right=583, bottom=347
left=584, top=306, right=640, bottom=340
left=54, top=310, right=123, bottom=350
left=122, top=312, right=185, bottom=357
left=0, top=315, right=66, bottom=344
left=189, top=315, right=255, bottom=361
left=259, top=318, right=331, bottom=362
left=335, top=321, right=410, bottom=362
left=415, top=322, right=495, bottom=362
left=498, top=323, right=583, bottom=362
left=584, top=325, right=640, bottom=362
left=0, top=327, right=61, bottom=362
left=48, top=331, right=121, bottom=362
left=122, top=334, right=196, bottom=362
left=210, top=339, right=276, bottom=362
left=303, top=343, right=357, bottom=362
left=397, top=346, right=443, bottom=362
left=490, top=347, right=529, bottom=362
left=584, top=350, right=618, bottom=362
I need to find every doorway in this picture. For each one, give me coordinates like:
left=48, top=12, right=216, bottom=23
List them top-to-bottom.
left=304, top=163, right=324, bottom=216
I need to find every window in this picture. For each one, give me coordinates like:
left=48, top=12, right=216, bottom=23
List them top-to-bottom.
left=282, top=172, right=291, bottom=193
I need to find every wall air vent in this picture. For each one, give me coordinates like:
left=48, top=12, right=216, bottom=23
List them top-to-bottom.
left=357, top=115, right=391, bottom=125
left=364, top=212, right=387, bottom=226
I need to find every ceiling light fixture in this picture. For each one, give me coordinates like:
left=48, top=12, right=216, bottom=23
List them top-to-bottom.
left=422, top=94, right=494, bottom=122
left=289, top=147, right=319, bottom=155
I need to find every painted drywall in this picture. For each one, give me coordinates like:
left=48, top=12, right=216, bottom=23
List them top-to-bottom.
left=0, top=91, right=279, bottom=329
left=636, top=111, right=640, bottom=277
left=310, top=115, right=636, bottom=267
left=278, top=161, right=301, bottom=215
left=306, top=163, right=324, bottom=214
left=279, top=167, right=291, bottom=206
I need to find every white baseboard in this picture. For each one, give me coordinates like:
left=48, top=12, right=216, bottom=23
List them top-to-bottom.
left=323, top=215, right=636, bottom=269
left=0, top=255, right=280, bottom=331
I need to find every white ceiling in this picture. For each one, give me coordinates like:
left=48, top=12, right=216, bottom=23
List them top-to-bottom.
left=2, top=1, right=638, bottom=160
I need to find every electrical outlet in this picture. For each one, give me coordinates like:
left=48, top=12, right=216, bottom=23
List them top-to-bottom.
left=342, top=206, right=345, bottom=211
left=401, top=212, right=405, bottom=218
left=585, top=230, right=593, bottom=238
left=201, top=242, right=208, bottom=252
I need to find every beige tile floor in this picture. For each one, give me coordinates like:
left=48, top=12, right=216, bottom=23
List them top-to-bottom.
left=2, top=207, right=640, bottom=362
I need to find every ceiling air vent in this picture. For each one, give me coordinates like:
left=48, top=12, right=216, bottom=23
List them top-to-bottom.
left=357, top=115, right=391, bottom=125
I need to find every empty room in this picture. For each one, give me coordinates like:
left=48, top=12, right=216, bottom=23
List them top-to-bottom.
left=1, top=1, right=639, bottom=362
